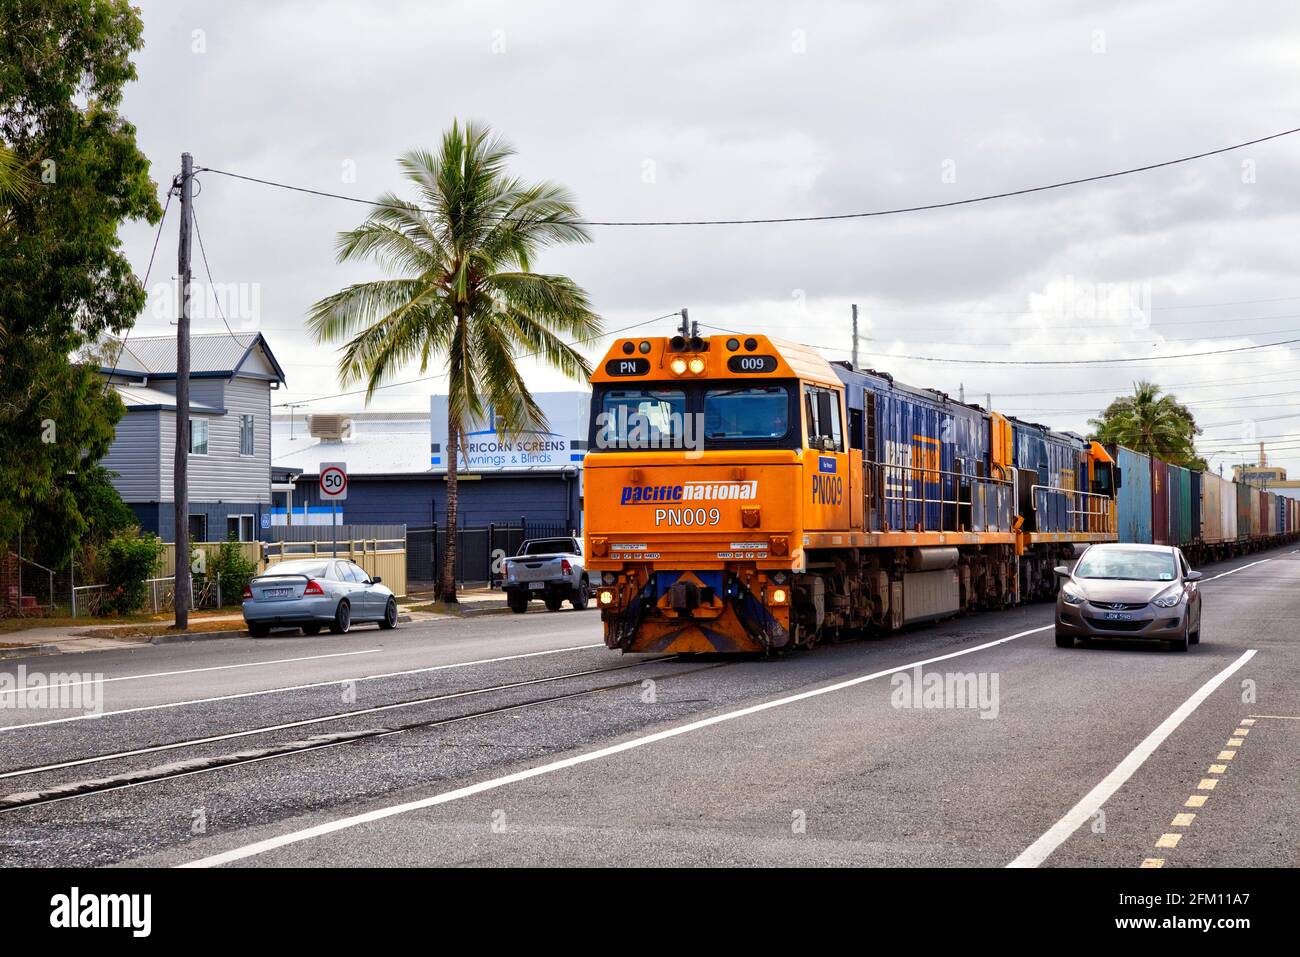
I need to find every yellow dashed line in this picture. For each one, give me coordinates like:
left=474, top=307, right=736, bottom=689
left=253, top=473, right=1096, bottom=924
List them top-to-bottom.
left=1240, top=718, right=1256, bottom=726
left=1234, top=728, right=1250, bottom=736
left=1227, top=738, right=1244, bottom=747
left=1218, top=750, right=1236, bottom=760
left=1208, top=764, right=1228, bottom=774
left=1197, top=778, right=1218, bottom=790
left=1185, top=795, right=1208, bottom=808
left=1171, top=813, right=1196, bottom=827
left=1156, top=833, right=1182, bottom=849
left=1141, top=858, right=1165, bottom=868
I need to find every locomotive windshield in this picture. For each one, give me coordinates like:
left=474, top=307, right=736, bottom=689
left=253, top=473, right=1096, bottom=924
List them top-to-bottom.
left=589, top=381, right=799, bottom=451
left=704, top=386, right=790, bottom=439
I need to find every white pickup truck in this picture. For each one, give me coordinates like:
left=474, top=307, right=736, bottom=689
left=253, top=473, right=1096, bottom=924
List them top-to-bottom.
left=502, top=537, right=590, bottom=613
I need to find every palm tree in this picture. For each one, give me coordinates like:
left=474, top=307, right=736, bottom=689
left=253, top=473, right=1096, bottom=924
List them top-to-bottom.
left=308, top=122, right=601, bottom=602
left=0, top=144, right=33, bottom=202
left=1089, top=380, right=1204, bottom=468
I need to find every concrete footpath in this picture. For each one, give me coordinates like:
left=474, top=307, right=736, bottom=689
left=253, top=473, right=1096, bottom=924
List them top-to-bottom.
left=0, top=586, right=511, bottom=658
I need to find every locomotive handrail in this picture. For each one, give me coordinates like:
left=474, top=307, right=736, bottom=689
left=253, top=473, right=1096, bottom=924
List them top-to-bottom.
left=863, top=459, right=1014, bottom=533
left=1029, top=483, right=1116, bottom=534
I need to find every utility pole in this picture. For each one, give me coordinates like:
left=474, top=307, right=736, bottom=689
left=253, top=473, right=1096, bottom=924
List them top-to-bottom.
left=174, top=153, right=193, bottom=629
left=851, top=303, right=859, bottom=369
left=958, top=382, right=965, bottom=404
left=986, top=392, right=992, bottom=411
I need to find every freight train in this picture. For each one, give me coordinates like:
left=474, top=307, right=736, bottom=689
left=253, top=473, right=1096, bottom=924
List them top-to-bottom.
left=583, top=330, right=1299, bottom=654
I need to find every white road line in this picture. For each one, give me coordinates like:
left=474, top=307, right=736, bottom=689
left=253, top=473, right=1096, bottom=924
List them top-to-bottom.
left=1200, top=558, right=1271, bottom=582
left=179, top=623, right=1053, bottom=867
left=0, top=643, right=603, bottom=732
left=1006, top=648, right=1257, bottom=869
left=0, top=649, right=383, bottom=697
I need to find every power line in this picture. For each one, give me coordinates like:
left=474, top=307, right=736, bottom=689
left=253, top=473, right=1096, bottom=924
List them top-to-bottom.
left=196, top=124, right=1300, bottom=227
left=105, top=184, right=175, bottom=385
left=190, top=201, right=248, bottom=346
left=273, top=312, right=680, bottom=408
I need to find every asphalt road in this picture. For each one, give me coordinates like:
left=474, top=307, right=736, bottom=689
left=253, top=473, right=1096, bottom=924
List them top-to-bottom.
left=1, top=545, right=1296, bottom=868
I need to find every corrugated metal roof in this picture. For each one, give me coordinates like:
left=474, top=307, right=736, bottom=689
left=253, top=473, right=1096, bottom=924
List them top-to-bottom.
left=103, top=333, right=285, bottom=382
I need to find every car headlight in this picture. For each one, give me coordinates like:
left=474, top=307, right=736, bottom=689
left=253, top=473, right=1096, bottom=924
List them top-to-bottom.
left=1060, top=587, right=1085, bottom=605
left=1152, top=590, right=1183, bottom=608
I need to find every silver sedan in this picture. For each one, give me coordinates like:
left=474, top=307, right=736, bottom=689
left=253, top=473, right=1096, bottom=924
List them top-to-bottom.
left=241, top=558, right=398, bottom=637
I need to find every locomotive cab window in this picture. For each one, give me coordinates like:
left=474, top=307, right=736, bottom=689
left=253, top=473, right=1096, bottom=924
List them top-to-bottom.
left=803, top=385, right=843, bottom=451
left=704, top=386, right=790, bottom=440
left=596, top=388, right=686, bottom=449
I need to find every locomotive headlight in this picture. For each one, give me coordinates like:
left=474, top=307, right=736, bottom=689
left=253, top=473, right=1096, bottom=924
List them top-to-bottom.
left=669, top=357, right=688, bottom=375
left=687, top=357, right=706, bottom=375
left=769, top=587, right=788, bottom=605
left=598, top=588, right=615, bottom=606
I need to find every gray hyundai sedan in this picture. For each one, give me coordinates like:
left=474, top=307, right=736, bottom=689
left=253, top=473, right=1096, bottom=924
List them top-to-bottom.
left=1054, top=543, right=1202, bottom=652
left=242, top=558, right=398, bottom=637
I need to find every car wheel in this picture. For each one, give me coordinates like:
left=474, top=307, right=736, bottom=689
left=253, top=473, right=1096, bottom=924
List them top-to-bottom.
left=571, top=579, right=590, bottom=611
left=508, top=592, right=529, bottom=614
left=544, top=595, right=564, bottom=612
left=378, top=597, right=398, bottom=630
left=329, top=600, right=351, bottom=634
left=248, top=622, right=270, bottom=638
left=301, top=624, right=322, bottom=636
left=1189, top=628, right=1200, bottom=645
left=1169, top=629, right=1189, bottom=653
left=1054, top=631, right=1074, bottom=648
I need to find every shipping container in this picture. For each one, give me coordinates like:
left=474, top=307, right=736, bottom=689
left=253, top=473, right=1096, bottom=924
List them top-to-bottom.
left=1114, top=446, right=1153, bottom=543
left=1152, top=458, right=1171, bottom=545
left=1189, top=470, right=1202, bottom=544
left=1202, top=472, right=1226, bottom=543
left=1223, top=476, right=1238, bottom=541
left=1236, top=482, right=1252, bottom=540
left=1250, top=487, right=1264, bottom=538
left=1265, top=490, right=1278, bottom=536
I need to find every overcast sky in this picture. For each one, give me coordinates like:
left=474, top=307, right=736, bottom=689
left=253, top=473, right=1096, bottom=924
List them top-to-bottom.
left=117, top=0, right=1300, bottom=475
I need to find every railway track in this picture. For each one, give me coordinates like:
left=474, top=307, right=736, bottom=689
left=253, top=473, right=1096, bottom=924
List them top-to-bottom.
left=0, top=653, right=730, bottom=813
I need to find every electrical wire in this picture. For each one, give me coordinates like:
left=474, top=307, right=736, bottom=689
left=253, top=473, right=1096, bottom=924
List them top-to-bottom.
left=195, top=124, right=1300, bottom=227
left=104, top=183, right=175, bottom=385
left=191, top=200, right=250, bottom=346
left=272, top=312, right=681, bottom=408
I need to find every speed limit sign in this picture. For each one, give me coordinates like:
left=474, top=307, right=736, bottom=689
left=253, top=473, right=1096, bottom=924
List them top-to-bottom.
left=319, top=462, right=348, bottom=501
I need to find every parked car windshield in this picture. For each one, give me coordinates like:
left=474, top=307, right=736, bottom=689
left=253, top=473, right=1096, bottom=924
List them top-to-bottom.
left=520, top=539, right=575, bottom=556
left=1073, top=548, right=1177, bottom=582
left=260, top=560, right=331, bottom=578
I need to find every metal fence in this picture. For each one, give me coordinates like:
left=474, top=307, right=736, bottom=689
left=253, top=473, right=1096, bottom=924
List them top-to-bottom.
left=407, top=519, right=574, bottom=592
left=71, top=575, right=223, bottom=618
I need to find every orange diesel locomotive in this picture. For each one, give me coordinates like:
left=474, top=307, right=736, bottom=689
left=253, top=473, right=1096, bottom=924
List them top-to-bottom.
left=584, top=329, right=1118, bottom=654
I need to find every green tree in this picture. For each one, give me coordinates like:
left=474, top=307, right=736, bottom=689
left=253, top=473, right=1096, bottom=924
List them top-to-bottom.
left=0, top=0, right=161, bottom=553
left=308, top=122, right=601, bottom=602
left=0, top=144, right=33, bottom=201
left=1088, top=380, right=1207, bottom=470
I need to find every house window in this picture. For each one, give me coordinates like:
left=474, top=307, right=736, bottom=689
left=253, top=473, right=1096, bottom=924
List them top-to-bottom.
left=240, top=414, right=254, bottom=456
left=189, top=418, right=209, bottom=455
left=188, top=514, right=208, bottom=543
left=226, top=514, right=255, bottom=542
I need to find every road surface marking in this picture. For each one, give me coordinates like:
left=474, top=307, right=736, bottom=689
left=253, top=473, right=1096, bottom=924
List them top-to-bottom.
left=1200, top=559, right=1271, bottom=582
left=179, top=623, right=1055, bottom=868
left=0, top=643, right=605, bottom=732
left=0, top=649, right=383, bottom=698
left=1006, top=649, right=1256, bottom=868
left=1246, top=714, right=1300, bottom=720
left=1240, top=718, right=1256, bottom=725
left=1233, top=728, right=1250, bottom=736
left=1226, top=737, right=1243, bottom=746
left=1217, top=750, right=1236, bottom=760
left=1208, top=764, right=1227, bottom=774
left=1197, top=778, right=1218, bottom=790
left=1185, top=795, right=1207, bottom=808
left=1171, top=813, right=1195, bottom=827
left=1155, top=833, right=1182, bottom=849
left=1140, top=858, right=1165, bottom=868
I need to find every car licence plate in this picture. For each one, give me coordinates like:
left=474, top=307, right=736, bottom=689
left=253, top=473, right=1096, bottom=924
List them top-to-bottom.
left=529, top=582, right=545, bottom=590
left=265, top=587, right=293, bottom=598
left=1103, top=612, right=1134, bottom=621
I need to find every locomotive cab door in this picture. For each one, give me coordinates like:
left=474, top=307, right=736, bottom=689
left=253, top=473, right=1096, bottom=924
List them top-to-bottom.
left=802, top=383, right=851, bottom=531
